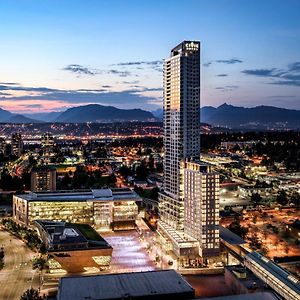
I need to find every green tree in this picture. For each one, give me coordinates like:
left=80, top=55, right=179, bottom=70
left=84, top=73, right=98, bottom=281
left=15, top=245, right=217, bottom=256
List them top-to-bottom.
left=277, top=190, right=288, bottom=206
left=290, top=192, right=300, bottom=206
left=251, top=193, right=262, bottom=207
left=228, top=220, right=248, bottom=239
left=20, top=288, right=42, bottom=300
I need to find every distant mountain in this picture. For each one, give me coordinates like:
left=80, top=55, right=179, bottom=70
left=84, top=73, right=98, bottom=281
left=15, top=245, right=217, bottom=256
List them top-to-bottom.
left=201, top=103, right=300, bottom=130
left=55, top=104, right=157, bottom=123
left=201, top=106, right=217, bottom=122
left=0, top=108, right=13, bottom=122
left=151, top=108, right=163, bottom=119
left=23, top=111, right=62, bottom=122
left=6, top=114, right=44, bottom=123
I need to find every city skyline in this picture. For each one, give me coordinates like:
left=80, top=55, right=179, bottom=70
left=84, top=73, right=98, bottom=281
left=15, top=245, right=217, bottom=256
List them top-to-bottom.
left=1, top=0, right=300, bottom=113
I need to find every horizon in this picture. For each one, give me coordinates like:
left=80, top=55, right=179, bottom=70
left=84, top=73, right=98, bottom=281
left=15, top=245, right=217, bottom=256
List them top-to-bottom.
left=0, top=0, right=300, bottom=113
left=2, top=101, right=300, bottom=116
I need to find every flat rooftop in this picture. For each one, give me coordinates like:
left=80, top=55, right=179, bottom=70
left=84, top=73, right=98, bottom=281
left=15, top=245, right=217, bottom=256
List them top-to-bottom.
left=15, top=188, right=141, bottom=202
left=35, top=220, right=111, bottom=250
left=57, top=270, right=195, bottom=300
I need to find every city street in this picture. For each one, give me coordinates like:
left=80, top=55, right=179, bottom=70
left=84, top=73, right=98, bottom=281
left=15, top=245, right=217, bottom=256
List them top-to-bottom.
left=0, top=228, right=39, bottom=300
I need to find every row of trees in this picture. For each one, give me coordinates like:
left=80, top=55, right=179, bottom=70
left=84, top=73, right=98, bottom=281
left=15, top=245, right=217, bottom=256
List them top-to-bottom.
left=57, top=166, right=117, bottom=189
left=251, top=190, right=300, bottom=207
left=1, top=219, right=45, bottom=252
left=0, top=247, right=4, bottom=270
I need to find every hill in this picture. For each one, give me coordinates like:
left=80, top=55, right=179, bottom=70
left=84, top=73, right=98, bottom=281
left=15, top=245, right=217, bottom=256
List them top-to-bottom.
left=201, top=103, right=300, bottom=130
left=55, top=104, right=157, bottom=123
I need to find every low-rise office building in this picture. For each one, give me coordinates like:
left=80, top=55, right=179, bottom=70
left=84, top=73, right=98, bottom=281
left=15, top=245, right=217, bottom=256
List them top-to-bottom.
left=13, top=188, right=141, bottom=230
left=35, top=220, right=112, bottom=273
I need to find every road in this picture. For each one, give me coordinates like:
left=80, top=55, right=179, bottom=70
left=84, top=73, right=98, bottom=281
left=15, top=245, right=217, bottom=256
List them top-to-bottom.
left=0, top=228, right=39, bottom=300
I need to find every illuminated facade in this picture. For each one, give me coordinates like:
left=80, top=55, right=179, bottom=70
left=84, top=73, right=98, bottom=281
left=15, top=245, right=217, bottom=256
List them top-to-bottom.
left=158, top=41, right=220, bottom=261
left=160, top=41, right=201, bottom=230
left=11, top=132, right=23, bottom=157
left=41, top=132, right=55, bottom=157
left=0, top=137, right=6, bottom=156
left=181, top=161, right=220, bottom=257
left=31, top=167, right=57, bottom=192
left=13, top=188, right=141, bottom=230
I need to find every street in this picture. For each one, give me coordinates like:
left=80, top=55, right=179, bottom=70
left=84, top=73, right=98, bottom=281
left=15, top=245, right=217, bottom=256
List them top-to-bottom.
left=0, top=228, right=39, bottom=300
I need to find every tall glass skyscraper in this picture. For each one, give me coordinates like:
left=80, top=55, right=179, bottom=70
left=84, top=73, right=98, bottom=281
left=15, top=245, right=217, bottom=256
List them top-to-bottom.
left=158, top=41, right=219, bottom=262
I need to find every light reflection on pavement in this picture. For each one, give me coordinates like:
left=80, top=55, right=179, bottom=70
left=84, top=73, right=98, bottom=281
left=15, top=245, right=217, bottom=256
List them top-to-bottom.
left=102, top=231, right=157, bottom=273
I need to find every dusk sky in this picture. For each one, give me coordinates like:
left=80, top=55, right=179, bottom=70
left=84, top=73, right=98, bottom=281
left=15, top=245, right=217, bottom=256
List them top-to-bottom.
left=0, top=0, right=300, bottom=113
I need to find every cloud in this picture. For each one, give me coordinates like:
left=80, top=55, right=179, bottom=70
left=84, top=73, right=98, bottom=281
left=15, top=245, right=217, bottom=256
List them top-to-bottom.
left=203, top=58, right=243, bottom=67
left=215, top=58, right=243, bottom=64
left=113, top=60, right=163, bottom=72
left=114, top=60, right=162, bottom=67
left=203, top=62, right=212, bottom=67
left=241, top=62, right=300, bottom=87
left=63, top=64, right=96, bottom=75
left=106, top=69, right=131, bottom=77
left=241, top=69, right=277, bottom=77
left=216, top=74, right=228, bottom=77
left=121, top=80, right=140, bottom=84
left=269, top=80, right=300, bottom=87
left=0, top=82, right=19, bottom=85
left=0, top=83, right=160, bottom=109
left=215, top=85, right=239, bottom=91
left=0, top=92, right=12, bottom=96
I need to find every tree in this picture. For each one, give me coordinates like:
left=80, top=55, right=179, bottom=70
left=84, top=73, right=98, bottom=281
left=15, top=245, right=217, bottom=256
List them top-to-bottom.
left=135, top=162, right=149, bottom=180
left=277, top=190, right=288, bottom=206
left=290, top=192, right=300, bottom=206
left=251, top=193, right=262, bottom=207
left=228, top=220, right=248, bottom=239
left=249, top=232, right=262, bottom=250
left=32, top=257, right=48, bottom=272
left=20, top=288, right=42, bottom=300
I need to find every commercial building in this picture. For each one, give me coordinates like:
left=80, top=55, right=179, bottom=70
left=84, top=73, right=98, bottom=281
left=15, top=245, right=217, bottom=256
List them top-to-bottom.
left=158, top=41, right=220, bottom=263
left=11, top=132, right=23, bottom=157
left=41, top=132, right=55, bottom=156
left=0, top=137, right=6, bottom=156
left=31, top=167, right=57, bottom=192
left=13, top=188, right=141, bottom=230
left=35, top=220, right=112, bottom=273
left=57, top=270, right=195, bottom=300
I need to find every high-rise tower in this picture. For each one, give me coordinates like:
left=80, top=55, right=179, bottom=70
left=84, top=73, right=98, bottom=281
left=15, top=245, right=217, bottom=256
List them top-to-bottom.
left=158, top=41, right=219, bottom=263
left=160, top=41, right=201, bottom=230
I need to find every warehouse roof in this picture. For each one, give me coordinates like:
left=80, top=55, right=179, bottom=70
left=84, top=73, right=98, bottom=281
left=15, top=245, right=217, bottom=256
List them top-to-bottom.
left=57, top=270, right=195, bottom=300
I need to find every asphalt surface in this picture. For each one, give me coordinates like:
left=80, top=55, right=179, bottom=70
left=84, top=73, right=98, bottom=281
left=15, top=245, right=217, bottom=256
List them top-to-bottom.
left=0, top=228, right=39, bottom=300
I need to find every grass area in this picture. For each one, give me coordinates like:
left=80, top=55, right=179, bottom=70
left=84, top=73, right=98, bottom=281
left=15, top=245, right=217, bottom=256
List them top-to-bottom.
left=76, top=223, right=102, bottom=241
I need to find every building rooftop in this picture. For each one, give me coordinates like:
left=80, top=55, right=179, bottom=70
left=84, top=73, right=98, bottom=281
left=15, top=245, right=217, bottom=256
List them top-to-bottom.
left=16, top=188, right=141, bottom=202
left=35, top=220, right=111, bottom=250
left=57, top=270, right=195, bottom=300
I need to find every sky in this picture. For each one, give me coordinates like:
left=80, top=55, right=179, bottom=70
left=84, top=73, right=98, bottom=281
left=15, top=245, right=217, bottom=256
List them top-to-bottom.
left=0, top=0, right=300, bottom=113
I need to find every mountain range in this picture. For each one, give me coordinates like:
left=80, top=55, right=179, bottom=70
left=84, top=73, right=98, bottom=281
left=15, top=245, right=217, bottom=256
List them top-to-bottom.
left=1, top=103, right=300, bottom=129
